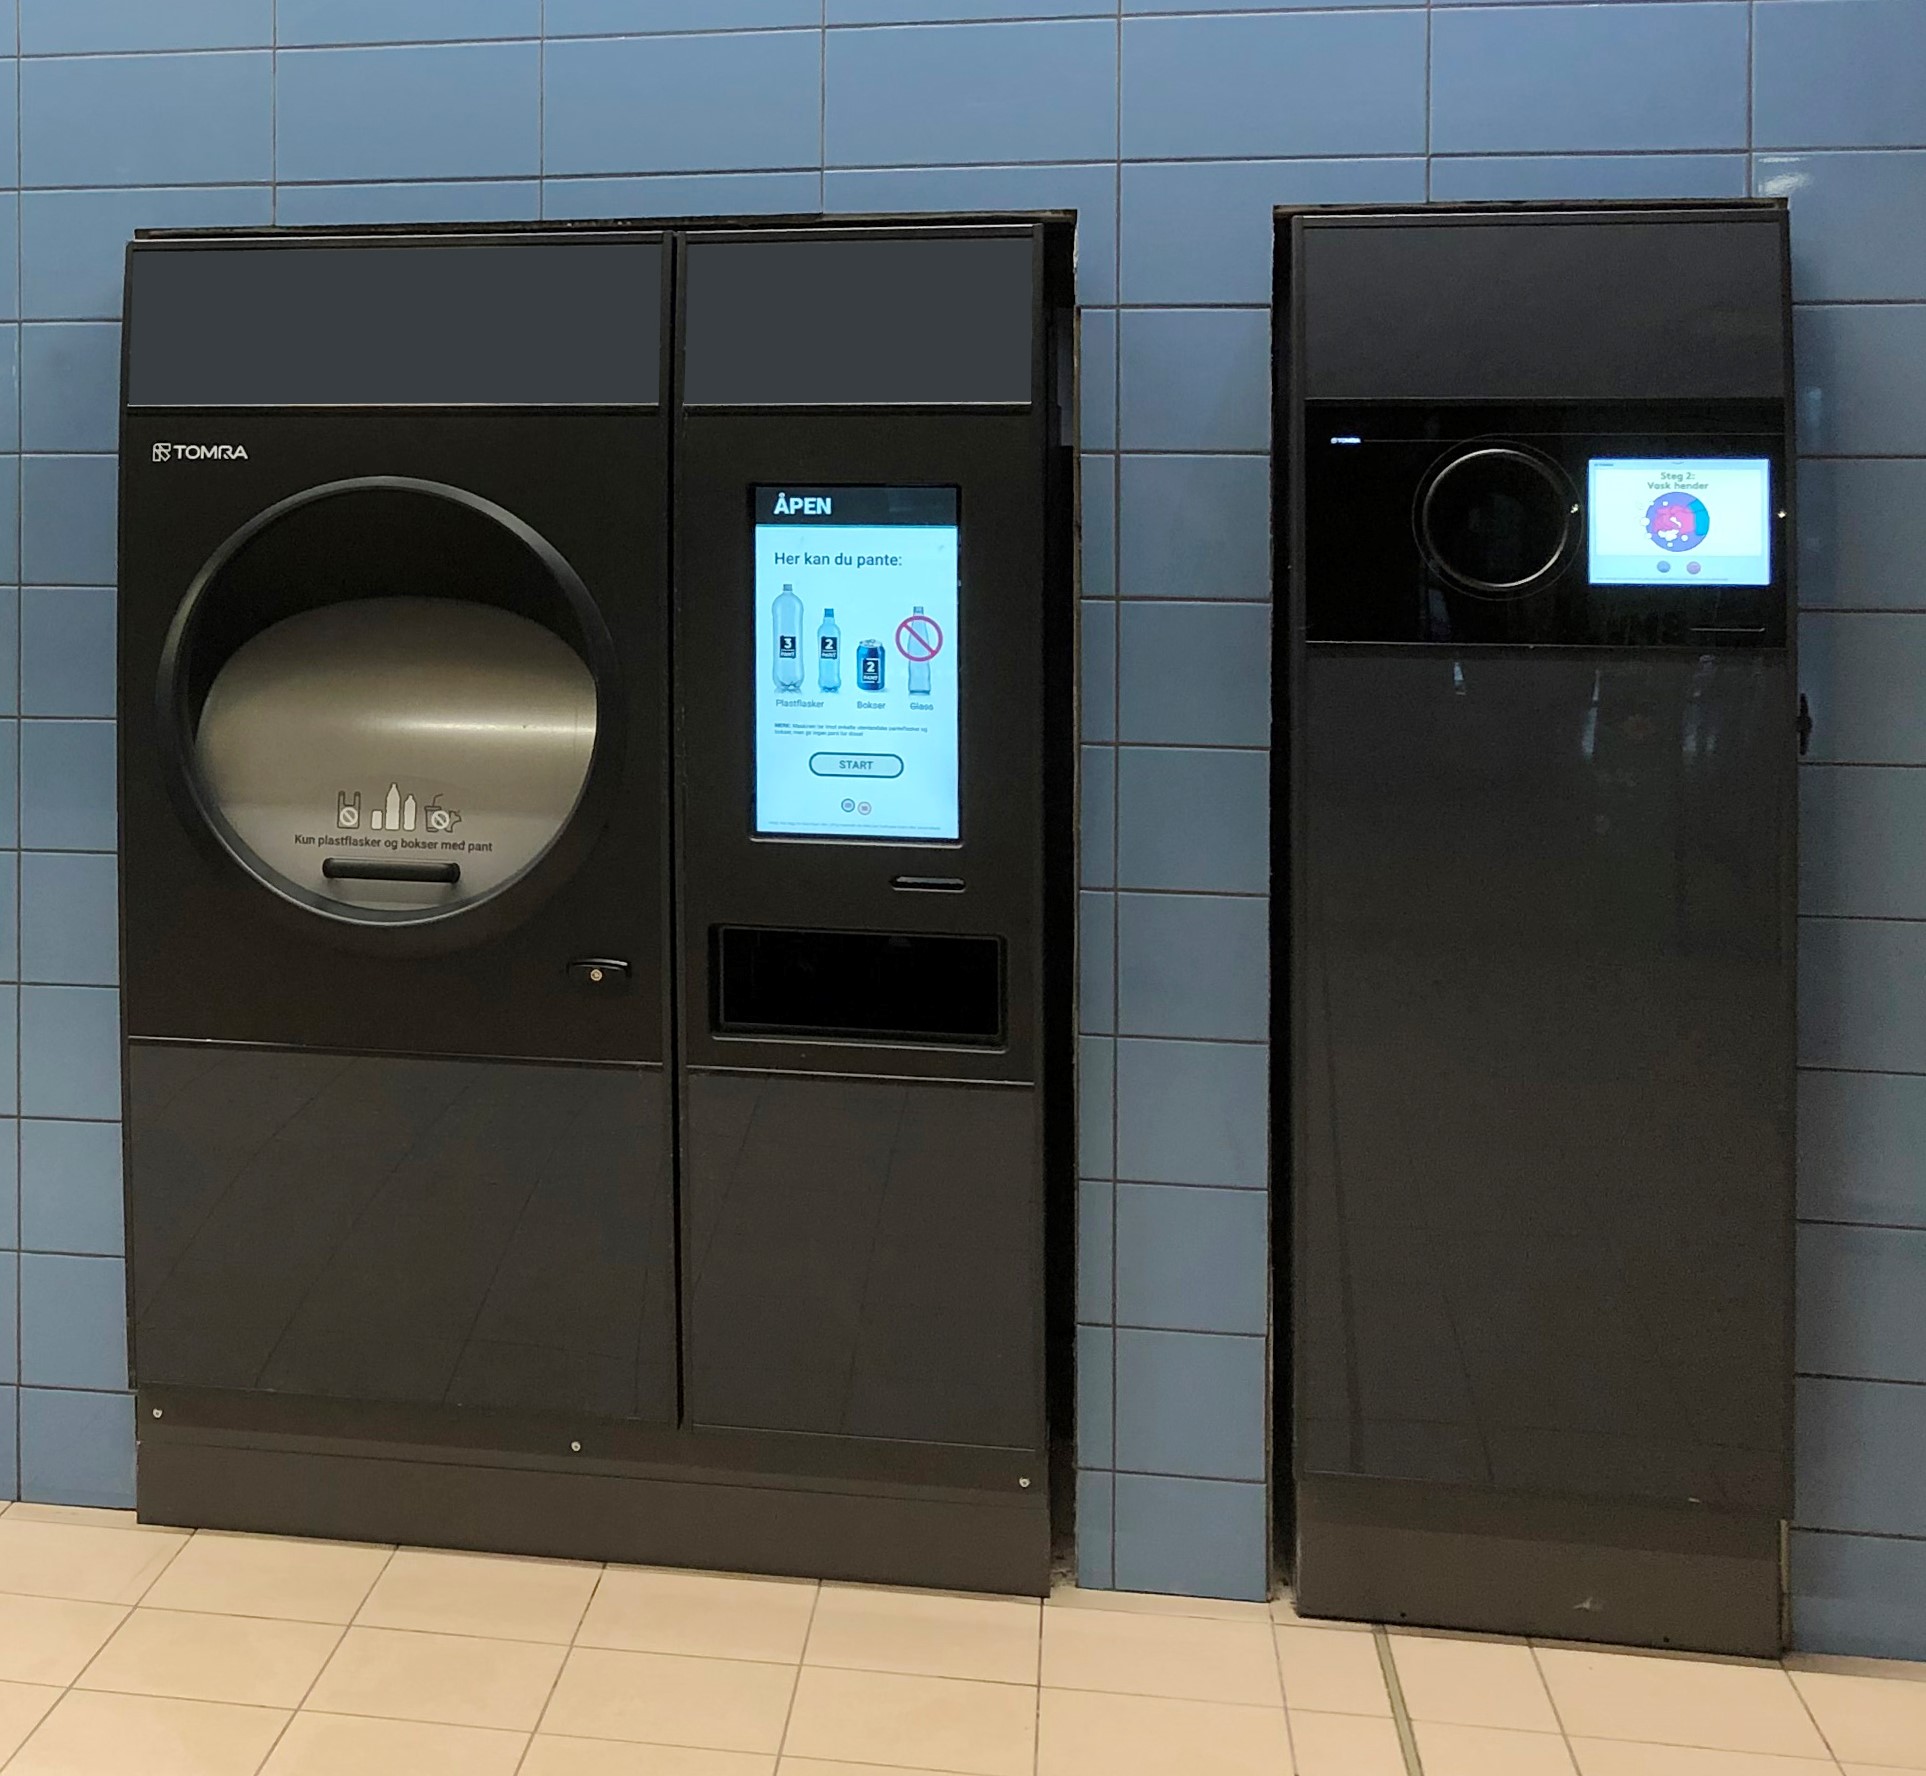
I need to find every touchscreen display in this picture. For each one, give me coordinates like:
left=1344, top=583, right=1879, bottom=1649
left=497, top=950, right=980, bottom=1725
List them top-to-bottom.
left=1588, top=458, right=1773, bottom=587
left=753, top=486, right=960, bottom=842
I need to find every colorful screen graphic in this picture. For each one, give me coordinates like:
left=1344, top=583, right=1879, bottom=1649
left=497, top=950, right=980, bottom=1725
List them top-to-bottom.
left=1587, top=458, right=1773, bottom=587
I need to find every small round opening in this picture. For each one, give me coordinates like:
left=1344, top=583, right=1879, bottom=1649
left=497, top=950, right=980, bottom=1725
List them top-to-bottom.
left=1417, top=446, right=1579, bottom=597
left=160, top=477, right=620, bottom=937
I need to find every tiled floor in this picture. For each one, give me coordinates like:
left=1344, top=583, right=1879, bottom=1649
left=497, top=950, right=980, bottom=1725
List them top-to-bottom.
left=0, top=1502, right=1919, bottom=1775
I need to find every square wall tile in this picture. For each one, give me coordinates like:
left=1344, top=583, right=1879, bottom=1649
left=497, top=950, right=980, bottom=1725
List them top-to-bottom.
left=21, top=0, right=271, bottom=52
left=277, top=0, right=542, bottom=44
left=549, top=0, right=819, bottom=28
left=836, top=0, right=1109, bottom=18
left=1755, top=0, right=1926, bottom=150
left=1433, top=3, right=1748, bottom=154
left=1122, top=11, right=1426, bottom=161
left=826, top=21, right=1116, bottom=169
left=547, top=31, right=822, bottom=176
left=277, top=42, right=541, bottom=183
left=21, top=51, right=273, bottom=188
left=1759, top=151, right=1926, bottom=302
left=1429, top=153, right=1749, bottom=203
left=1121, top=159, right=1425, bottom=308
left=542, top=170, right=820, bottom=220
left=275, top=181, right=540, bottom=228
left=21, top=187, right=275, bottom=322
left=0, top=197, right=18, bottom=325
left=1797, top=304, right=1926, bottom=457
left=1081, top=309, right=1117, bottom=454
left=1119, top=310, right=1269, bottom=455
left=20, top=327, right=120, bottom=461
left=0, top=335, right=20, bottom=456
left=1082, top=455, right=1116, bottom=601
left=20, top=457, right=116, bottom=588
left=0, top=460, right=18, bottom=584
left=1797, top=460, right=1926, bottom=610
left=0, top=588, right=17, bottom=718
left=21, top=588, right=114, bottom=720
left=1083, top=602, right=1116, bottom=742
left=1118, top=604, right=1269, bottom=747
left=1799, top=613, right=1926, bottom=765
left=21, top=721, right=116, bottom=851
left=0, top=724, right=17, bottom=850
left=1082, top=744, right=1115, bottom=890
left=1117, top=747, right=1268, bottom=893
left=1801, top=765, right=1926, bottom=920
left=21, top=853, right=118, bottom=988
left=0, top=855, right=17, bottom=982
left=1080, top=889, right=1115, bottom=1035
left=1116, top=892, right=1267, bottom=1043
left=1801, top=918, right=1926, bottom=1073
left=20, top=986, right=120, bottom=1120
left=0, top=990, right=16, bottom=1116
left=1080, top=1035, right=1115, bottom=1180
left=1115, top=1037, right=1267, bottom=1188
left=1798, top=1067, right=1926, bottom=1229
left=0, top=1117, right=19, bottom=1243
left=21, top=1119, right=124, bottom=1257
left=1079, top=1178, right=1115, bottom=1324
left=1116, top=1182, right=1267, bottom=1335
left=1798, top=1224, right=1926, bottom=1385
left=20, top=1254, right=128, bottom=1390
left=0, top=1255, right=15, bottom=1376
left=1078, top=1325, right=1113, bottom=1469
left=1115, top=1328, right=1264, bottom=1480
left=1796, top=1375, right=1926, bottom=1538
left=18, top=1387, right=135, bottom=1509
left=0, top=1389, right=14, bottom=1501
left=1076, top=1469, right=1115, bottom=1590
left=1112, top=1473, right=1268, bottom=1601
left=1792, top=1528, right=1926, bottom=1662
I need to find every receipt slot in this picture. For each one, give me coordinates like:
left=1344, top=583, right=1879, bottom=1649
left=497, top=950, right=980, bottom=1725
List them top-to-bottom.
left=1276, top=203, right=1796, bottom=1654
left=674, top=222, right=1078, bottom=1591
left=119, top=230, right=680, bottom=1546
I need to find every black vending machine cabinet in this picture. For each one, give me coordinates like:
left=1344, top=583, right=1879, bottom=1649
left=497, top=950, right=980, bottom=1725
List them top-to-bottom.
left=1276, top=203, right=1796, bottom=1654
left=674, top=221, right=1078, bottom=1593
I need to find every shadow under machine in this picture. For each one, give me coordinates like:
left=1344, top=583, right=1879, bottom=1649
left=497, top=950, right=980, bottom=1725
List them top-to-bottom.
left=1275, top=202, right=1796, bottom=1654
left=118, top=217, right=1076, bottom=1594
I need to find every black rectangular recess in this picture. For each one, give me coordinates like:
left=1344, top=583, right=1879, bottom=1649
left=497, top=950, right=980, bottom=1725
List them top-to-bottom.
left=125, top=236, right=662, bottom=408
left=713, top=926, right=1005, bottom=1045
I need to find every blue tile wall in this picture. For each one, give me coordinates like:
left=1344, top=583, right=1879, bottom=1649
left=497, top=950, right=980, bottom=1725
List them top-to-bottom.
left=0, top=1, right=1912, bottom=1646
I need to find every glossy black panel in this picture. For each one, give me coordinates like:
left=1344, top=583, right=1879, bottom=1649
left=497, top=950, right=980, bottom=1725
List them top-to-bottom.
left=1293, top=651, right=1795, bottom=1513
left=714, top=927, right=1004, bottom=1044
left=128, top=1043, right=675, bottom=1427
left=683, top=1070, right=1042, bottom=1451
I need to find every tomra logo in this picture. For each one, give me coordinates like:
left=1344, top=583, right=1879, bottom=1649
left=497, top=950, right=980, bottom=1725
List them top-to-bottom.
left=153, top=442, right=249, bottom=463
left=772, top=493, right=830, bottom=516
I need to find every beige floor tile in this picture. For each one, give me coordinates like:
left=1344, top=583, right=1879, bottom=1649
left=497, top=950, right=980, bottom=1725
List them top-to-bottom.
left=0, top=1516, right=189, bottom=1604
left=142, top=1532, right=392, bottom=1624
left=356, top=1547, right=600, bottom=1643
left=577, top=1567, right=817, bottom=1664
left=806, top=1583, right=1040, bottom=1684
left=1048, top=1583, right=1272, bottom=1623
left=0, top=1595, right=129, bottom=1686
left=1041, top=1605, right=1282, bottom=1705
left=74, top=1607, right=341, bottom=1708
left=1274, top=1621, right=1390, bottom=1715
left=305, top=1624, right=564, bottom=1731
left=1393, top=1629, right=1561, bottom=1730
left=1537, top=1646, right=1829, bottom=1758
left=541, top=1647, right=796, bottom=1754
left=783, top=1665, right=1035, bottom=1776
left=1792, top=1665, right=1926, bottom=1766
left=0, top=1682, right=63, bottom=1763
left=1037, top=1687, right=1294, bottom=1776
left=7, top=1689, right=289, bottom=1776
left=1289, top=1709, right=1404, bottom=1774
left=261, top=1711, right=528, bottom=1776
left=1417, top=1721, right=1579, bottom=1776
left=1570, top=1740, right=1839, bottom=1775
left=527, top=1741, right=774, bottom=1776
left=781, top=1763, right=975, bottom=1776
left=1844, top=1767, right=1926, bottom=1776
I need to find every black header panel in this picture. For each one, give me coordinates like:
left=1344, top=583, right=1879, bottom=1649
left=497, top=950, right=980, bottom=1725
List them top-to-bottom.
left=1294, top=205, right=1788, bottom=403
left=682, top=232, right=1035, bottom=407
left=125, top=236, right=662, bottom=408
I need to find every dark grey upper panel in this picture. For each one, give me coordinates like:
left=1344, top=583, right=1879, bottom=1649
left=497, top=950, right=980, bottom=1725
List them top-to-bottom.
left=1292, top=207, right=1788, bottom=403
left=682, top=233, right=1036, bottom=407
left=125, top=237, right=662, bottom=408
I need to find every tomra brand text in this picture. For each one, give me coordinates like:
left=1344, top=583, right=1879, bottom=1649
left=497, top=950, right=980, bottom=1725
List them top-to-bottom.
left=151, top=443, right=250, bottom=463
left=772, top=493, right=830, bottom=515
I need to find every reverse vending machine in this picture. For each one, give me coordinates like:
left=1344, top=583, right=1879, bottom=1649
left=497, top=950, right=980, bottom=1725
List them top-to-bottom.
left=1276, top=203, right=1796, bottom=1654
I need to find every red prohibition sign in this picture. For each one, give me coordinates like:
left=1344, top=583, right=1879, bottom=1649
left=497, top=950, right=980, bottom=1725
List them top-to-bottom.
left=896, top=612, right=944, bottom=662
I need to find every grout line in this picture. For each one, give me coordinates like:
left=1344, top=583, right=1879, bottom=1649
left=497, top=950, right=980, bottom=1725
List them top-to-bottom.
left=775, top=1581, right=823, bottom=1764
left=1373, top=1626, right=1426, bottom=1776
left=1526, top=1639, right=1582, bottom=1774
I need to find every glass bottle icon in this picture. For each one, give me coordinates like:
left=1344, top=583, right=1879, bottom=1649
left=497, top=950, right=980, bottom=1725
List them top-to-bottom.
left=773, top=585, right=804, bottom=690
left=907, top=604, right=933, bottom=697
left=818, top=606, right=841, bottom=692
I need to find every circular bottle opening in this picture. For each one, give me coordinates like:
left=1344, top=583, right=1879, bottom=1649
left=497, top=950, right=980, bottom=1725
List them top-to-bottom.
left=1416, top=445, right=1580, bottom=598
left=159, top=478, right=622, bottom=943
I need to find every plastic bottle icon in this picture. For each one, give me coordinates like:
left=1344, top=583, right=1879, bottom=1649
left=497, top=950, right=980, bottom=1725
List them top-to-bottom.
left=773, top=585, right=804, bottom=690
left=907, top=605, right=933, bottom=697
left=818, top=606, right=841, bottom=692
left=857, top=641, right=886, bottom=693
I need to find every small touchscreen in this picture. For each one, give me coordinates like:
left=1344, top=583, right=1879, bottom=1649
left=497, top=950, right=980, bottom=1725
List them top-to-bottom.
left=1587, top=458, right=1773, bottom=587
left=753, top=485, right=960, bottom=842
